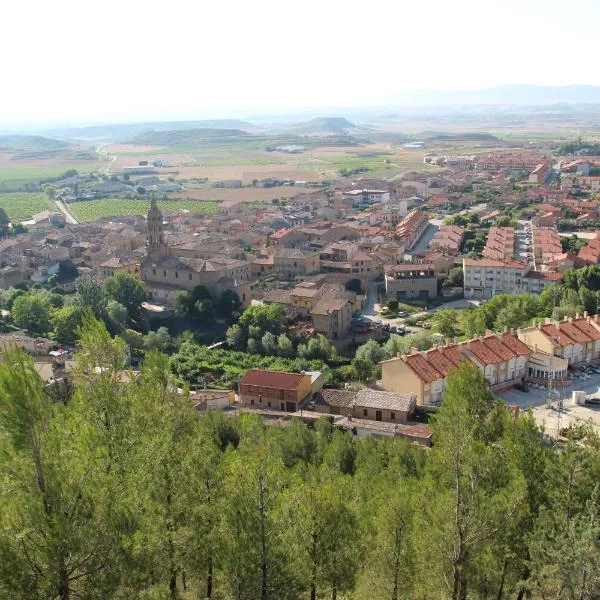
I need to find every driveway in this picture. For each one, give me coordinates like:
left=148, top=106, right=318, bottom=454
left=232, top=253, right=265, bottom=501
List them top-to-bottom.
left=499, top=372, right=600, bottom=436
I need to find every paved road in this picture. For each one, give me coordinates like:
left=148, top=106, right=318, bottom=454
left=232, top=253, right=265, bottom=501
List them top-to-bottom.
left=54, top=200, right=79, bottom=224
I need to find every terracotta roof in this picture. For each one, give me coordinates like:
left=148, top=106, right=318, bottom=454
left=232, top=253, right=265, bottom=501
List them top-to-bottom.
left=523, top=271, right=562, bottom=281
left=572, top=318, right=600, bottom=341
left=558, top=321, right=592, bottom=344
left=541, top=324, right=574, bottom=348
left=499, top=332, right=531, bottom=356
left=482, top=335, right=516, bottom=361
left=465, top=339, right=503, bottom=365
left=423, top=348, right=462, bottom=377
left=404, top=353, right=443, bottom=383
left=240, top=369, right=307, bottom=390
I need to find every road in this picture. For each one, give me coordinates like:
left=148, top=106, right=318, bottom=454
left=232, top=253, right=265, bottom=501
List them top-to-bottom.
left=96, top=144, right=117, bottom=175
left=54, top=199, right=79, bottom=224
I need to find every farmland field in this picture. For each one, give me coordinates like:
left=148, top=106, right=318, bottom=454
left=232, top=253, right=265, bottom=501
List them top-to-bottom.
left=0, top=193, right=53, bottom=221
left=69, top=198, right=220, bottom=222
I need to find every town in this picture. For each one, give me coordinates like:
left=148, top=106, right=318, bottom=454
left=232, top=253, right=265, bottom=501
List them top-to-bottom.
left=2, top=134, right=600, bottom=443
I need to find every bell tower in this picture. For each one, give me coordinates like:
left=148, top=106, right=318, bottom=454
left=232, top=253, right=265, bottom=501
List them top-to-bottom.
left=147, top=195, right=165, bottom=253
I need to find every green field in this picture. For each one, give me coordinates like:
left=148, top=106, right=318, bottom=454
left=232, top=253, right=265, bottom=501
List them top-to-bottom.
left=0, top=163, right=100, bottom=183
left=0, top=193, right=53, bottom=221
left=69, top=198, right=220, bottom=222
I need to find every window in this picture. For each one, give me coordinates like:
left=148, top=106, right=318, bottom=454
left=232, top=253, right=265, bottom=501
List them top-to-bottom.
left=152, top=269, right=156, bottom=276
left=163, top=270, right=167, bottom=277
left=175, top=271, right=178, bottom=279
left=189, top=273, right=192, bottom=280
left=250, top=398, right=254, bottom=405
left=267, top=401, right=271, bottom=408
left=280, top=402, right=285, bottom=410
left=363, top=409, right=368, bottom=417
left=391, top=412, right=396, bottom=420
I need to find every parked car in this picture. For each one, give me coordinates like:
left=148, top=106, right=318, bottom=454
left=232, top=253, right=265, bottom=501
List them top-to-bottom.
left=398, top=311, right=409, bottom=318
left=421, top=322, right=432, bottom=329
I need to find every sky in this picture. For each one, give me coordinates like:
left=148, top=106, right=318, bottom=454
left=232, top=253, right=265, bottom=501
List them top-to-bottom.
left=2, top=0, right=600, bottom=125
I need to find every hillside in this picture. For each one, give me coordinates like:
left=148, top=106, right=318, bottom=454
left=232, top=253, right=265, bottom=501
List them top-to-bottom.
left=283, top=117, right=359, bottom=135
left=45, top=119, right=259, bottom=142
left=127, top=127, right=250, bottom=146
left=0, top=135, right=71, bottom=159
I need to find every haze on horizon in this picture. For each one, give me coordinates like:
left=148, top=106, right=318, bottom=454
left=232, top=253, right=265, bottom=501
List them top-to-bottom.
left=2, top=0, right=600, bottom=126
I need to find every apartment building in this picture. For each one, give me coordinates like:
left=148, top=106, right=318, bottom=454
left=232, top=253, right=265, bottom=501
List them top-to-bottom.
left=528, top=161, right=552, bottom=185
left=463, top=258, right=560, bottom=299
left=385, top=263, right=438, bottom=300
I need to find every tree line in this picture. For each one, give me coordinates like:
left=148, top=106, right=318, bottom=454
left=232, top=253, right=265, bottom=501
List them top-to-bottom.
left=1, top=315, right=599, bottom=599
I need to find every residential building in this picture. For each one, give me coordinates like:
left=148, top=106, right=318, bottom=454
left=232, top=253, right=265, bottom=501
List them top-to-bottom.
left=528, top=161, right=552, bottom=185
left=395, top=210, right=428, bottom=250
left=429, top=225, right=464, bottom=255
left=482, top=227, right=515, bottom=261
left=578, top=234, right=600, bottom=264
left=272, top=247, right=320, bottom=278
left=463, top=258, right=560, bottom=299
left=385, top=263, right=438, bottom=300
left=381, top=332, right=531, bottom=404
left=239, top=369, right=313, bottom=412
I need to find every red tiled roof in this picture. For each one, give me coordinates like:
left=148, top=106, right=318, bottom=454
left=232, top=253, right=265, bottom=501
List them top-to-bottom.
left=572, top=318, right=600, bottom=341
left=558, top=321, right=592, bottom=344
left=541, top=324, right=574, bottom=348
left=499, top=332, right=531, bottom=356
left=482, top=335, right=516, bottom=361
left=465, top=339, right=503, bottom=365
left=423, top=348, right=459, bottom=377
left=404, top=353, right=443, bottom=383
left=240, top=369, right=307, bottom=390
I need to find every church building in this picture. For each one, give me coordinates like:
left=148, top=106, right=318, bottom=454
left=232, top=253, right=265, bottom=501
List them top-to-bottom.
left=140, top=198, right=253, bottom=306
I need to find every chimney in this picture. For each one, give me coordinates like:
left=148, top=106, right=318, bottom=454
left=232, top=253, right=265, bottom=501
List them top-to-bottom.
left=584, top=310, right=588, bottom=319
left=576, top=312, right=580, bottom=320
left=563, top=315, right=568, bottom=322
left=568, top=316, right=573, bottom=323
left=537, top=321, right=542, bottom=330
left=504, top=326, right=508, bottom=333
left=510, top=328, right=515, bottom=335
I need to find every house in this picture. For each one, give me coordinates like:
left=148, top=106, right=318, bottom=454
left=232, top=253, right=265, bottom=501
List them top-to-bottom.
left=528, top=161, right=552, bottom=185
left=480, top=209, right=502, bottom=225
left=429, top=225, right=464, bottom=255
left=578, top=234, right=600, bottom=264
left=272, top=248, right=320, bottom=278
left=97, top=256, right=139, bottom=279
left=385, top=263, right=438, bottom=300
left=311, top=298, right=352, bottom=340
left=518, top=313, right=600, bottom=367
left=238, top=369, right=313, bottom=412
left=311, top=388, right=416, bottom=424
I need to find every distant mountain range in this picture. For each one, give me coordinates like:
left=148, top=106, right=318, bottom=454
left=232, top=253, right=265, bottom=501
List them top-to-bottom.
left=43, top=120, right=259, bottom=141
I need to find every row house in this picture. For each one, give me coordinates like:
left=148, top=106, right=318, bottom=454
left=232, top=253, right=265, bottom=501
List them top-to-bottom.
left=395, top=210, right=428, bottom=250
left=429, top=225, right=464, bottom=255
left=482, top=227, right=515, bottom=261
left=578, top=234, right=600, bottom=264
left=518, top=314, right=600, bottom=368
left=381, top=332, right=531, bottom=405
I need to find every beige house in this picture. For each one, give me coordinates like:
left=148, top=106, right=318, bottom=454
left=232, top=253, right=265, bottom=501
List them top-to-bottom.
left=272, top=248, right=320, bottom=279
left=385, top=263, right=438, bottom=300
left=311, top=298, right=352, bottom=340
left=518, top=314, right=600, bottom=367
left=381, top=332, right=531, bottom=405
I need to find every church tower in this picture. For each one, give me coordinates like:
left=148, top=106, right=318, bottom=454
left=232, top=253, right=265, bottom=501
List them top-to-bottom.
left=147, top=195, right=165, bottom=252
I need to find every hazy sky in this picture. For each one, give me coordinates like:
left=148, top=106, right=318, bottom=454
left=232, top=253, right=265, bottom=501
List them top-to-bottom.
left=2, top=0, right=599, bottom=125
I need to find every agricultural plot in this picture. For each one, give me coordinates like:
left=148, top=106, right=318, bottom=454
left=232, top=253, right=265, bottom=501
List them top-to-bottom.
left=0, top=193, right=53, bottom=221
left=69, top=198, right=219, bottom=222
